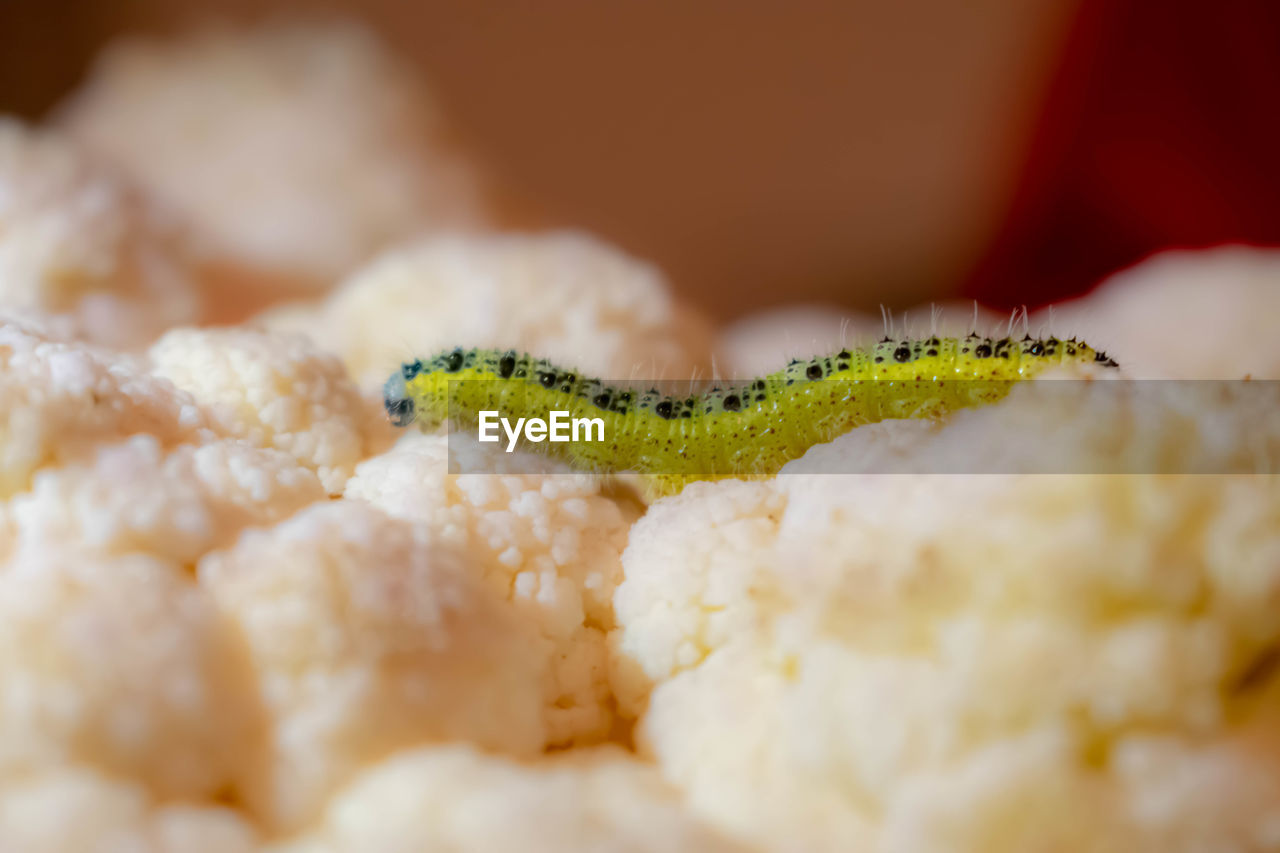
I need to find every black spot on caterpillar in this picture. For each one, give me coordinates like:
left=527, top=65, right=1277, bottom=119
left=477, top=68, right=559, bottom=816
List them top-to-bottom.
left=384, top=338, right=1120, bottom=493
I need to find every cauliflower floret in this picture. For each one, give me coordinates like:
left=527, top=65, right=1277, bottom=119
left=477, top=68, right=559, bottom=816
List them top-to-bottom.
left=59, top=21, right=488, bottom=285
left=0, top=119, right=201, bottom=348
left=263, top=232, right=713, bottom=388
left=723, top=246, right=1280, bottom=382
left=1032, top=246, right=1280, bottom=378
left=0, top=320, right=210, bottom=499
left=149, top=327, right=390, bottom=494
left=782, top=371, right=1279, bottom=477
left=618, top=380, right=1280, bottom=851
left=346, top=433, right=640, bottom=745
left=3, top=434, right=323, bottom=565
left=610, top=479, right=786, bottom=717
left=198, top=500, right=547, bottom=832
left=0, top=552, right=261, bottom=800
left=877, top=691, right=1280, bottom=852
left=1108, top=700, right=1280, bottom=852
left=270, top=745, right=751, bottom=853
left=0, top=766, right=258, bottom=853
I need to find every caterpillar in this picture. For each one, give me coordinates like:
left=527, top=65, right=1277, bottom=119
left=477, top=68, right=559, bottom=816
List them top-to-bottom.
left=384, top=335, right=1120, bottom=495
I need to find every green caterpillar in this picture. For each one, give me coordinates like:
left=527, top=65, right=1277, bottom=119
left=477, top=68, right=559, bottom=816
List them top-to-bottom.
left=384, top=335, right=1119, bottom=495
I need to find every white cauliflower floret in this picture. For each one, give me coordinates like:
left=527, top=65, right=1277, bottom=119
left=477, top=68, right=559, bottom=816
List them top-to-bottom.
left=59, top=21, right=488, bottom=284
left=0, top=119, right=201, bottom=348
left=264, top=232, right=713, bottom=388
left=723, top=246, right=1280, bottom=382
left=1031, top=246, right=1280, bottom=378
left=0, top=320, right=210, bottom=499
left=149, top=327, right=390, bottom=494
left=782, top=372, right=1279, bottom=478
left=618, top=380, right=1280, bottom=851
left=346, top=433, right=640, bottom=745
left=3, top=434, right=323, bottom=565
left=610, top=479, right=785, bottom=717
left=198, top=500, right=547, bottom=832
left=0, top=552, right=261, bottom=800
left=876, top=693, right=1280, bottom=852
left=1108, top=700, right=1280, bottom=852
left=270, top=744, right=751, bottom=853
left=0, top=766, right=258, bottom=853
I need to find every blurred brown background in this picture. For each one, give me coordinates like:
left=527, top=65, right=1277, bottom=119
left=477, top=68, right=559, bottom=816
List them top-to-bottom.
left=0, top=0, right=1077, bottom=319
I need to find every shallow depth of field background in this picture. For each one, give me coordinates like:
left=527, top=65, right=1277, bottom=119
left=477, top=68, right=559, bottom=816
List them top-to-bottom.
left=1, top=0, right=1276, bottom=320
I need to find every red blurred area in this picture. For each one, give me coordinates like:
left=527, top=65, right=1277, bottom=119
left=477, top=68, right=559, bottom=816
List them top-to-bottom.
left=966, top=0, right=1280, bottom=308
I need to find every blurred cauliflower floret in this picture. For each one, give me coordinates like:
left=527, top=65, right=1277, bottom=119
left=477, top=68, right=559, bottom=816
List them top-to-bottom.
left=59, top=21, right=489, bottom=287
left=0, top=120, right=202, bottom=348
left=262, top=232, right=714, bottom=388
left=721, top=245, right=1280, bottom=381
left=1031, top=246, right=1280, bottom=378
left=0, top=320, right=210, bottom=498
left=150, top=327, right=391, bottom=494
left=784, top=373, right=1280, bottom=477
left=615, top=380, right=1280, bottom=851
left=346, top=432, right=640, bottom=745
left=2, top=435, right=323, bottom=565
left=611, top=478, right=786, bottom=718
left=198, top=500, right=547, bottom=832
left=0, top=552, right=262, bottom=801
left=271, top=745, right=751, bottom=853
left=0, top=767, right=258, bottom=853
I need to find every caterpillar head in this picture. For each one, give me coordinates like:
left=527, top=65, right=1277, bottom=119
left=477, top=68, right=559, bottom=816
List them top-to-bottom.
left=384, top=356, right=451, bottom=429
left=383, top=367, right=417, bottom=427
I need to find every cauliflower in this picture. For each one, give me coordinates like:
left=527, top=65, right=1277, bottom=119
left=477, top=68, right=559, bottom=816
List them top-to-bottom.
left=58, top=21, right=488, bottom=286
left=0, top=120, right=202, bottom=348
left=3, top=135, right=1278, bottom=853
left=261, top=232, right=713, bottom=388
left=1030, top=246, right=1280, bottom=378
left=724, top=247, right=1280, bottom=381
left=0, top=320, right=210, bottom=498
left=149, top=327, right=391, bottom=493
left=615, top=380, right=1280, bottom=851
left=346, top=432, right=640, bottom=745
left=3, top=434, right=323, bottom=565
left=610, top=479, right=786, bottom=718
left=198, top=500, right=548, bottom=832
left=0, top=551, right=261, bottom=801
left=270, top=745, right=751, bottom=853
left=0, top=766, right=258, bottom=853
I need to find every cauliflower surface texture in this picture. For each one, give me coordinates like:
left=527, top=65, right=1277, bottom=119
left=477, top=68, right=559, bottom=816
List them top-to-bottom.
left=0, top=120, right=203, bottom=348
left=262, top=231, right=713, bottom=388
left=1031, top=246, right=1280, bottom=379
left=0, top=321, right=210, bottom=498
left=149, top=327, right=390, bottom=494
left=614, top=379, right=1280, bottom=852
left=346, top=433, right=640, bottom=745
left=198, top=500, right=548, bottom=832
left=0, top=551, right=262, bottom=801
left=269, top=745, right=751, bottom=853
left=0, top=766, right=258, bottom=853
